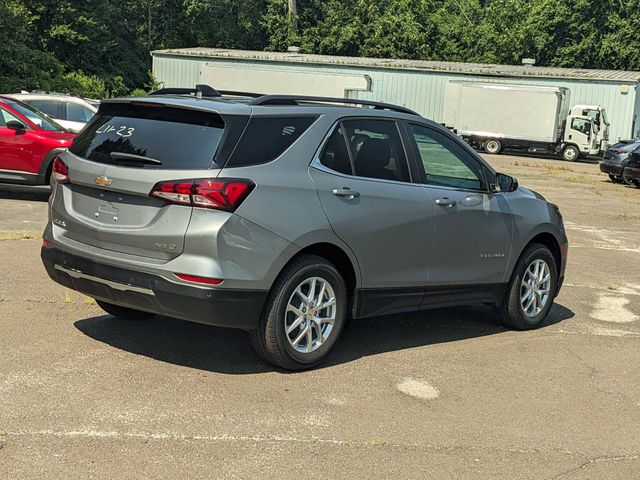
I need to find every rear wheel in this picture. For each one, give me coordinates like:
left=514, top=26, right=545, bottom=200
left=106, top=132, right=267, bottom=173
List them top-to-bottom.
left=485, top=139, right=502, bottom=155
left=562, top=145, right=579, bottom=162
left=622, top=174, right=640, bottom=187
left=498, top=243, right=558, bottom=330
left=250, top=255, right=347, bottom=370
left=96, top=300, right=155, bottom=321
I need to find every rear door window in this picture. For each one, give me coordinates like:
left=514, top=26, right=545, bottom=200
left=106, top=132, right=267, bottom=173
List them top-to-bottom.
left=27, top=100, right=61, bottom=119
left=66, top=102, right=94, bottom=122
left=70, top=103, right=226, bottom=169
left=226, top=116, right=317, bottom=167
left=341, top=119, right=410, bottom=182
left=319, top=126, right=353, bottom=175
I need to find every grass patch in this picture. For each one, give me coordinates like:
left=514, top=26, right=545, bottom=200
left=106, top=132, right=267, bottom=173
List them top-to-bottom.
left=542, top=164, right=575, bottom=173
left=562, top=175, right=600, bottom=185
left=615, top=211, right=640, bottom=220
left=0, top=230, right=41, bottom=241
left=63, top=291, right=75, bottom=305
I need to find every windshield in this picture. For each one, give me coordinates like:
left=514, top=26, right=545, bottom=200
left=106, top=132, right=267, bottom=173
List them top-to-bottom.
left=4, top=99, right=65, bottom=132
left=583, top=109, right=600, bottom=125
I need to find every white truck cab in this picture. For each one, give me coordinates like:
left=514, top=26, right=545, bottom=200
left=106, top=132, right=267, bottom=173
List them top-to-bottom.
left=569, top=105, right=609, bottom=149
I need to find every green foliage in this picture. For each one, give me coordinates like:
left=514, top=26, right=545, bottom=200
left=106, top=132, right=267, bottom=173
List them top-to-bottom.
left=1, top=0, right=640, bottom=100
left=50, top=71, right=107, bottom=99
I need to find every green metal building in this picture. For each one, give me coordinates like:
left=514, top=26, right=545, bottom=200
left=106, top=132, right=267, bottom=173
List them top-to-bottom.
left=152, top=48, right=640, bottom=142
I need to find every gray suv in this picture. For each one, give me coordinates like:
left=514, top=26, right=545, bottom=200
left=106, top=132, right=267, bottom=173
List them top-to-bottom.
left=41, top=85, right=568, bottom=370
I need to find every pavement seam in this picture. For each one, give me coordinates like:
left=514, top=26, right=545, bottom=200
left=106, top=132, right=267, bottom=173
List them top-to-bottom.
left=5, top=429, right=634, bottom=460
left=547, top=454, right=640, bottom=479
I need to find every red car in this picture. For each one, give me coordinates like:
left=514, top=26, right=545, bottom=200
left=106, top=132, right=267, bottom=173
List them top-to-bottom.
left=0, top=95, right=75, bottom=185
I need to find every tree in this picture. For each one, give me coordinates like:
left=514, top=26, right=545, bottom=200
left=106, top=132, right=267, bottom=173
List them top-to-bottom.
left=0, top=0, right=62, bottom=92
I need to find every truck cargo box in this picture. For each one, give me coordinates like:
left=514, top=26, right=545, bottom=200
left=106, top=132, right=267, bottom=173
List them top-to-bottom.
left=443, top=82, right=571, bottom=144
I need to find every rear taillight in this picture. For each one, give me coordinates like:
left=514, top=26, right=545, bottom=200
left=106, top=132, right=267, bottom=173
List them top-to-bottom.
left=610, top=150, right=625, bottom=154
left=52, top=157, right=69, bottom=183
left=150, top=178, right=254, bottom=212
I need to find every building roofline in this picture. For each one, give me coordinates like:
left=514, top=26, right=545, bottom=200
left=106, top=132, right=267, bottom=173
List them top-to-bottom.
left=151, top=48, right=640, bottom=84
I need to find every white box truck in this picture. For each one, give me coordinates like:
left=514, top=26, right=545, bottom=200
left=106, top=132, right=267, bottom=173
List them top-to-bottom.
left=443, top=82, right=609, bottom=161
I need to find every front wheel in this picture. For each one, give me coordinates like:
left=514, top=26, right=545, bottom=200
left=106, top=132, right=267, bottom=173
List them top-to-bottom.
left=485, top=139, right=503, bottom=155
left=562, top=145, right=579, bottom=162
left=609, top=174, right=622, bottom=183
left=498, top=243, right=558, bottom=330
left=250, top=255, right=347, bottom=370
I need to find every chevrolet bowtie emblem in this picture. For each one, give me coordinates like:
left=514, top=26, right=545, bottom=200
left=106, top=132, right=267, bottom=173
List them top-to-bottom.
left=95, top=176, right=113, bottom=187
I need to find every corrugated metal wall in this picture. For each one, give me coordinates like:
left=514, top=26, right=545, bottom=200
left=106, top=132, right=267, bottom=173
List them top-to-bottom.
left=153, top=53, right=638, bottom=141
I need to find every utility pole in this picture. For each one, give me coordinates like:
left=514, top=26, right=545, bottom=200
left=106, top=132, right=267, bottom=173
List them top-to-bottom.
left=148, top=0, right=152, bottom=49
left=287, top=0, right=298, bottom=32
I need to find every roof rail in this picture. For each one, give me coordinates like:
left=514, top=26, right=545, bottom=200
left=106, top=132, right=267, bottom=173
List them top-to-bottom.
left=149, top=84, right=221, bottom=98
left=218, top=90, right=263, bottom=98
left=249, top=95, right=419, bottom=115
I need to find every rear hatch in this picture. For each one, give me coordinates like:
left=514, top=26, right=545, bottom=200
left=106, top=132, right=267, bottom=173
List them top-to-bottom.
left=51, top=100, right=247, bottom=261
left=605, top=140, right=639, bottom=163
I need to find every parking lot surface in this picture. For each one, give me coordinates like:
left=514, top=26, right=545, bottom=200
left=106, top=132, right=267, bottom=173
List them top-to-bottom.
left=1, top=154, right=639, bottom=479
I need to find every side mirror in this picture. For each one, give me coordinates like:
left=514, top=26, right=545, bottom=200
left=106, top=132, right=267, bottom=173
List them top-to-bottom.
left=6, top=120, right=26, bottom=132
left=494, top=172, right=519, bottom=192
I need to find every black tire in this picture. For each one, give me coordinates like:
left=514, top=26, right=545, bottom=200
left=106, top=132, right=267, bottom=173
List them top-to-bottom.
left=485, top=139, right=502, bottom=155
left=562, top=145, right=579, bottom=162
left=608, top=174, right=621, bottom=183
left=622, top=174, right=640, bottom=187
left=498, top=243, right=558, bottom=330
left=250, top=254, right=347, bottom=370
left=96, top=300, right=155, bottom=321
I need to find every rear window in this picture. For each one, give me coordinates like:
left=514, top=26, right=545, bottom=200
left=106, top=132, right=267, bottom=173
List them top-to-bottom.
left=27, top=99, right=61, bottom=118
left=69, top=103, right=225, bottom=169
left=226, top=116, right=317, bottom=167
left=610, top=141, right=640, bottom=152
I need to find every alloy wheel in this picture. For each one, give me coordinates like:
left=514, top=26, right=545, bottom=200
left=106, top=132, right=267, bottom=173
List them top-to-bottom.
left=520, top=259, right=551, bottom=318
left=285, top=277, right=337, bottom=353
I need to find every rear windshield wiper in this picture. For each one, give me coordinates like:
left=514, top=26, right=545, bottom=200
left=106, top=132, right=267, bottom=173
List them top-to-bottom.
left=109, top=152, right=163, bottom=165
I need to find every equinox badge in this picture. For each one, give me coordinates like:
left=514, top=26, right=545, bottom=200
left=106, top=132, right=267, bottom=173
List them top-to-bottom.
left=95, top=176, right=113, bottom=187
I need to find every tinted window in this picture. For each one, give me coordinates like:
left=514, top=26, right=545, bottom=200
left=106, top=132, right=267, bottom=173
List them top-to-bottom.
left=3, top=99, right=63, bottom=131
left=27, top=100, right=61, bottom=118
left=67, top=102, right=94, bottom=122
left=70, top=103, right=225, bottom=169
left=0, top=108, right=28, bottom=129
left=226, top=116, right=317, bottom=167
left=342, top=119, right=409, bottom=182
left=410, top=124, right=484, bottom=190
left=319, top=126, right=352, bottom=175
left=609, top=141, right=640, bottom=152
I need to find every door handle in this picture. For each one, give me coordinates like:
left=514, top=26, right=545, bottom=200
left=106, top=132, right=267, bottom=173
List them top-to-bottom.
left=332, top=187, right=360, bottom=200
left=435, top=197, right=456, bottom=208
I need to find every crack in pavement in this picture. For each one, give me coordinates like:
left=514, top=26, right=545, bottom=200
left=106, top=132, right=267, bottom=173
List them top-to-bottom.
left=4, top=429, right=636, bottom=461
left=548, top=454, right=640, bottom=479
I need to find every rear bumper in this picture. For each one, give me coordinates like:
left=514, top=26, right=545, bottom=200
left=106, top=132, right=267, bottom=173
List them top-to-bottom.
left=599, top=162, right=624, bottom=176
left=623, top=166, right=640, bottom=181
left=41, top=245, right=266, bottom=330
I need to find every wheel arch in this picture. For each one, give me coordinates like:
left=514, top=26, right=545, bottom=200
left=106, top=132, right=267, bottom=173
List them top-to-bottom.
left=38, top=147, right=66, bottom=185
left=517, top=231, right=563, bottom=280
left=276, top=242, right=360, bottom=317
